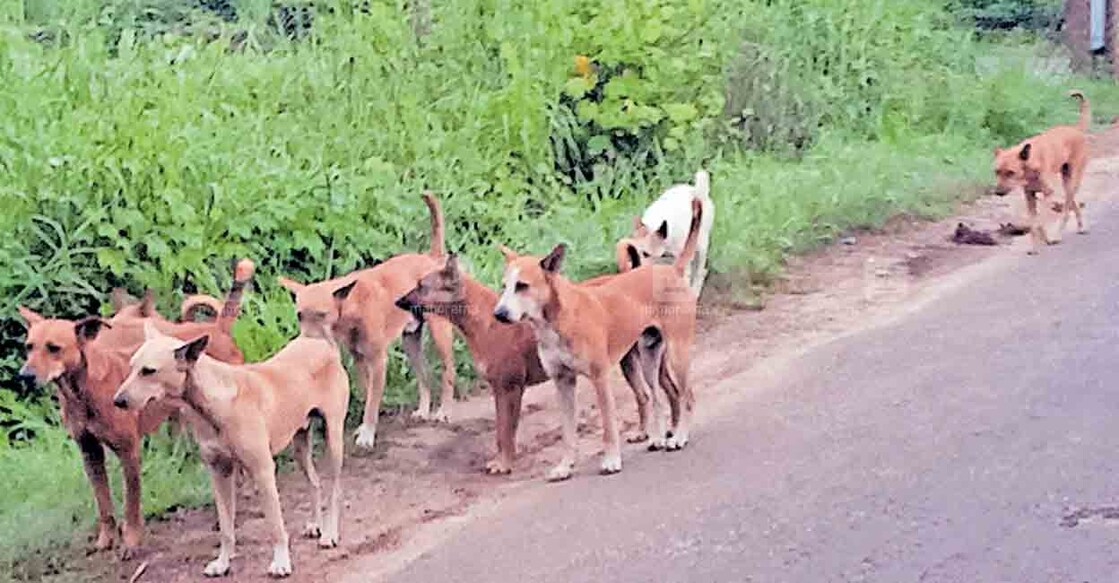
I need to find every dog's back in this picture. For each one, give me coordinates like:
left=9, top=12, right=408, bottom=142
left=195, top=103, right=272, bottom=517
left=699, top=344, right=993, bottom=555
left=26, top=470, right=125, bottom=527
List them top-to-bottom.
left=641, top=170, right=714, bottom=256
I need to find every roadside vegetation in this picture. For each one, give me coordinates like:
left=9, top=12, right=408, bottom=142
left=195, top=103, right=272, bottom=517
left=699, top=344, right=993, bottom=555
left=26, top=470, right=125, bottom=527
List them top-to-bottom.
left=1, top=0, right=1116, bottom=576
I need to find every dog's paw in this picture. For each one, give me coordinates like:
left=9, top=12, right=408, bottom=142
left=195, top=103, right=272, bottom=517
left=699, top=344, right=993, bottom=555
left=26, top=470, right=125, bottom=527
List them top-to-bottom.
left=1078, top=227, right=1090, bottom=235
left=1047, top=237, right=1062, bottom=246
left=1027, top=249, right=1040, bottom=256
left=430, top=407, right=451, bottom=424
left=409, top=408, right=431, bottom=422
left=353, top=424, right=377, bottom=449
left=625, top=431, right=649, bottom=444
left=665, top=434, right=689, bottom=451
left=647, top=436, right=667, bottom=451
left=599, top=455, right=622, bottom=475
left=484, top=458, right=513, bottom=475
left=545, top=463, right=574, bottom=482
left=301, top=522, right=321, bottom=539
left=318, top=533, right=339, bottom=549
left=204, top=557, right=231, bottom=577
left=268, top=559, right=293, bottom=578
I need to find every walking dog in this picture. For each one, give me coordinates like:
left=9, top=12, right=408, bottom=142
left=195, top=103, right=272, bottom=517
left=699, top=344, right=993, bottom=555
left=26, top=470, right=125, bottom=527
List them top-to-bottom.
left=993, top=90, right=1090, bottom=254
left=620, top=169, right=714, bottom=294
left=278, top=192, right=455, bottom=448
left=493, top=200, right=702, bottom=481
left=394, top=256, right=660, bottom=475
left=14, top=260, right=254, bottom=558
left=112, top=321, right=349, bottom=578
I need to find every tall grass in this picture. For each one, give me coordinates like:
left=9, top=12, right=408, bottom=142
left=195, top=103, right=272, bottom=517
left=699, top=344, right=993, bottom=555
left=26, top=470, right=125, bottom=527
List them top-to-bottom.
left=3, top=0, right=1119, bottom=576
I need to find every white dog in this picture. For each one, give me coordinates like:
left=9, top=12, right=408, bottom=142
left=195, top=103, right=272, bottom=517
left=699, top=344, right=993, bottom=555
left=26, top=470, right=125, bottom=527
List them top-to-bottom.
left=618, top=169, right=714, bottom=295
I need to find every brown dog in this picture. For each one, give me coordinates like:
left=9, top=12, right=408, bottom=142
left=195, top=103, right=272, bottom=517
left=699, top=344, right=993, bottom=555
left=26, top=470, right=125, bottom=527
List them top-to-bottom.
left=993, top=90, right=1090, bottom=254
left=278, top=192, right=455, bottom=449
left=492, top=200, right=702, bottom=480
left=394, top=256, right=660, bottom=474
left=15, top=260, right=256, bottom=558
left=113, top=322, right=348, bottom=578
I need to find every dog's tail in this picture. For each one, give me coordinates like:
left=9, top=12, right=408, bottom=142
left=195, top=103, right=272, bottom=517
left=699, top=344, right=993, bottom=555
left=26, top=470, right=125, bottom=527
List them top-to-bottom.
left=1069, top=90, right=1090, bottom=130
left=692, top=169, right=710, bottom=201
left=422, top=191, right=446, bottom=258
left=673, top=199, right=703, bottom=277
left=216, top=259, right=256, bottom=333
left=179, top=295, right=224, bottom=322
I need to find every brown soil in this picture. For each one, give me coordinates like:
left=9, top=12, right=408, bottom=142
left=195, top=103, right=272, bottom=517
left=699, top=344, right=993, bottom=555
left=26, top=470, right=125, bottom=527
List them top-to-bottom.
left=42, top=129, right=1119, bottom=583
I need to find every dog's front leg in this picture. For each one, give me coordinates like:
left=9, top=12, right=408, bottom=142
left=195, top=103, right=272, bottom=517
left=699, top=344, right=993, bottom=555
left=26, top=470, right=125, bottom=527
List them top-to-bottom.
left=1041, top=175, right=1065, bottom=244
left=1025, top=191, right=1047, bottom=254
left=429, top=316, right=457, bottom=423
left=353, top=349, right=387, bottom=449
left=546, top=371, right=578, bottom=482
left=590, top=371, right=622, bottom=475
left=487, top=386, right=515, bottom=475
left=321, top=411, right=344, bottom=548
left=77, top=434, right=117, bottom=552
left=117, top=444, right=144, bottom=559
left=248, top=458, right=292, bottom=577
left=204, top=464, right=237, bottom=577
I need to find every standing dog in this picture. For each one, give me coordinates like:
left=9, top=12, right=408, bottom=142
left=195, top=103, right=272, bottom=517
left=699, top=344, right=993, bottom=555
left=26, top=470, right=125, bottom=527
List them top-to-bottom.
left=993, top=90, right=1090, bottom=254
left=621, top=169, right=714, bottom=294
left=278, top=192, right=456, bottom=449
left=493, top=200, right=702, bottom=481
left=394, top=256, right=662, bottom=475
left=14, top=260, right=255, bottom=558
left=112, top=322, right=348, bottom=578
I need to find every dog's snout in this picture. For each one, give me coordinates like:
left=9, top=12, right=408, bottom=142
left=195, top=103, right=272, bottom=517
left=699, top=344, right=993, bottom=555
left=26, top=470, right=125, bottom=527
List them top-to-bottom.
left=394, top=296, right=414, bottom=312
left=493, top=306, right=512, bottom=324
left=16, top=364, right=37, bottom=386
left=113, top=393, right=129, bottom=409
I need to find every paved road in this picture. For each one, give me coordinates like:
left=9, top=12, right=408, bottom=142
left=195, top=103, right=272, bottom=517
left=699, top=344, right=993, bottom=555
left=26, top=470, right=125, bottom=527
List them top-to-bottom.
left=390, top=202, right=1119, bottom=582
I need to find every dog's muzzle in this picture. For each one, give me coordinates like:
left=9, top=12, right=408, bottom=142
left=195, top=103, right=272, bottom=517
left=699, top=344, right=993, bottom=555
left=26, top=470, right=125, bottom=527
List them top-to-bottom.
left=394, top=296, right=415, bottom=313
left=493, top=306, right=513, bottom=324
left=17, top=364, right=37, bottom=386
left=113, top=393, right=130, bottom=409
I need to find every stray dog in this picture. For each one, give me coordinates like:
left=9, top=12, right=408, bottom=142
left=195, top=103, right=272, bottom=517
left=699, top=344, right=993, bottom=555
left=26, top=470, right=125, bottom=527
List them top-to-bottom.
left=993, top=90, right=1090, bottom=254
left=621, top=169, right=714, bottom=294
left=278, top=192, right=456, bottom=448
left=493, top=200, right=702, bottom=481
left=951, top=223, right=998, bottom=246
left=394, top=256, right=661, bottom=475
left=108, top=259, right=256, bottom=364
left=17, top=310, right=172, bottom=558
left=113, top=322, right=348, bottom=578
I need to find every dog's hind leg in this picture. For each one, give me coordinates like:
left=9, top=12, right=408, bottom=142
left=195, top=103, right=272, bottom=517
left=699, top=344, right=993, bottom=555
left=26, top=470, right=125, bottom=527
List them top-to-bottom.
left=1065, top=160, right=1088, bottom=234
left=429, top=316, right=457, bottom=423
left=402, top=328, right=434, bottom=421
left=636, top=333, right=669, bottom=450
left=661, top=343, right=694, bottom=451
left=619, top=347, right=651, bottom=443
left=353, top=348, right=388, bottom=449
left=546, top=371, right=579, bottom=482
left=320, top=404, right=345, bottom=548
left=293, top=428, right=323, bottom=539
left=78, top=434, right=117, bottom=552
left=117, top=444, right=143, bottom=559
left=247, top=455, right=292, bottom=577
left=204, top=462, right=237, bottom=577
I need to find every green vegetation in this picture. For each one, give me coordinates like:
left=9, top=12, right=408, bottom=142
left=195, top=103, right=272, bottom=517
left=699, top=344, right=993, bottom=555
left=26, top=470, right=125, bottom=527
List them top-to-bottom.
left=2, top=0, right=1118, bottom=576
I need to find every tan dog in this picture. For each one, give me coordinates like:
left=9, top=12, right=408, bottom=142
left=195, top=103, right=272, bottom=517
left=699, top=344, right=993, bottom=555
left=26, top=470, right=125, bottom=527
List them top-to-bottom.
left=993, top=90, right=1090, bottom=254
left=278, top=193, right=455, bottom=449
left=493, top=200, right=702, bottom=481
left=394, top=256, right=661, bottom=474
left=112, top=322, right=348, bottom=578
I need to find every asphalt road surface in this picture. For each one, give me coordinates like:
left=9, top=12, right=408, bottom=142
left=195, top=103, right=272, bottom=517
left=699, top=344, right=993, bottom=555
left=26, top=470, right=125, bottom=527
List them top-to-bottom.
left=389, top=202, right=1119, bottom=582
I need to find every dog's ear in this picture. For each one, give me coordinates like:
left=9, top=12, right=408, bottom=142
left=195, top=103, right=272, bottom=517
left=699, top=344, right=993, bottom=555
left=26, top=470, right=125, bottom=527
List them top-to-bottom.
left=1019, top=143, right=1032, bottom=161
left=655, top=221, right=669, bottom=240
left=498, top=244, right=518, bottom=263
left=540, top=244, right=566, bottom=274
left=277, top=276, right=306, bottom=297
left=333, top=280, right=357, bottom=301
left=109, top=288, right=137, bottom=312
left=138, top=289, right=156, bottom=317
left=17, top=306, right=44, bottom=326
left=74, top=317, right=110, bottom=344
left=143, top=319, right=162, bottom=341
left=173, top=335, right=209, bottom=365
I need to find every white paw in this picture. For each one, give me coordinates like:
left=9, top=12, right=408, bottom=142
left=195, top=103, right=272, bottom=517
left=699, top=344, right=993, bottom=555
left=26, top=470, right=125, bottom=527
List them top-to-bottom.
left=1078, top=227, right=1089, bottom=235
left=430, top=407, right=451, bottom=423
left=410, top=408, right=431, bottom=422
left=353, top=424, right=377, bottom=449
left=625, top=431, right=649, bottom=444
left=665, top=435, right=689, bottom=451
left=647, top=437, right=667, bottom=451
left=600, top=455, right=622, bottom=475
left=484, top=458, right=513, bottom=475
left=545, top=463, right=574, bottom=482
left=302, top=522, right=320, bottom=539
left=318, top=533, right=339, bottom=549
left=268, top=556, right=292, bottom=578
left=204, top=557, right=231, bottom=577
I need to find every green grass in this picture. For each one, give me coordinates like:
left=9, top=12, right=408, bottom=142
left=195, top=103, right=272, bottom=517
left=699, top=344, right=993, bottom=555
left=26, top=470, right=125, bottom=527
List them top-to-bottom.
left=4, top=0, right=1119, bottom=577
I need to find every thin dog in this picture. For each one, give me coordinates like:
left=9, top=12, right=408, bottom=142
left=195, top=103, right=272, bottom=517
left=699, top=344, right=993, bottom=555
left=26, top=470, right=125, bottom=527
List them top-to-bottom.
left=993, top=90, right=1090, bottom=254
left=621, top=169, right=714, bottom=294
left=278, top=192, right=456, bottom=448
left=493, top=200, right=703, bottom=481
left=14, top=261, right=254, bottom=558
left=112, top=321, right=348, bottom=578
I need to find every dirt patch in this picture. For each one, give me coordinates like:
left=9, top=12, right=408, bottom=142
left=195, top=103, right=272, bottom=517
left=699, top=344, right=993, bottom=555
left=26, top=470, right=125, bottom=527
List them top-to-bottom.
left=42, top=129, right=1119, bottom=583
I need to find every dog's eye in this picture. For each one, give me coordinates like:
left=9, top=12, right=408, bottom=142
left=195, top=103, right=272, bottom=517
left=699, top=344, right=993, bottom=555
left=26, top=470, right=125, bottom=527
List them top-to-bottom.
left=514, top=282, right=529, bottom=292
left=24, top=343, right=33, bottom=352
left=46, top=343, right=61, bottom=354
left=140, top=367, right=156, bottom=377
